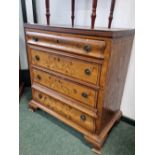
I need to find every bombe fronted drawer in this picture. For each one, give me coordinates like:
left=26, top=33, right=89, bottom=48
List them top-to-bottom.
left=26, top=30, right=106, bottom=59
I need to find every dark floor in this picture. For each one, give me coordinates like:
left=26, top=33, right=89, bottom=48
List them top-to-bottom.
left=19, top=88, right=135, bottom=155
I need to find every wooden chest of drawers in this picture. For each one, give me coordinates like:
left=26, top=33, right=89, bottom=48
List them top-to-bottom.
left=25, top=24, right=134, bottom=152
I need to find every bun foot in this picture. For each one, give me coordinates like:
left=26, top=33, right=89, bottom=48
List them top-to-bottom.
left=28, top=100, right=38, bottom=112
left=84, top=111, right=122, bottom=153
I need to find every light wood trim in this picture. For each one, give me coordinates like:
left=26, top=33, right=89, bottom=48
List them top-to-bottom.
left=94, top=40, right=112, bottom=133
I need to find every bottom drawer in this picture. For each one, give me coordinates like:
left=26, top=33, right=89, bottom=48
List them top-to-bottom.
left=32, top=89, right=95, bottom=132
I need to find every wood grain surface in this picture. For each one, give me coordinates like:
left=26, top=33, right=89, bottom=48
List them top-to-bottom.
left=25, top=24, right=135, bottom=151
left=26, top=30, right=106, bottom=59
left=30, top=48, right=100, bottom=85
left=32, top=68, right=97, bottom=107
left=32, top=88, right=95, bottom=132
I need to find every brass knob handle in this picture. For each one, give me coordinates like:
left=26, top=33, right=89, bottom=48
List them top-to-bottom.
left=32, top=37, right=38, bottom=42
left=83, top=45, right=92, bottom=52
left=35, top=55, right=40, bottom=61
left=84, top=69, right=91, bottom=75
left=37, top=75, right=41, bottom=80
left=81, top=92, right=88, bottom=98
left=38, top=94, right=42, bottom=99
left=80, top=115, right=86, bottom=121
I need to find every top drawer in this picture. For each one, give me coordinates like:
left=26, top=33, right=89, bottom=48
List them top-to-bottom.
left=26, top=31, right=106, bottom=59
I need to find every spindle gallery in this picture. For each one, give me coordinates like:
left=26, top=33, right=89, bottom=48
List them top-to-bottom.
left=21, top=0, right=135, bottom=153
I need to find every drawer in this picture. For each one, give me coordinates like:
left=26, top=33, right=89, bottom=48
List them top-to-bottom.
left=26, top=31, right=106, bottom=59
left=30, top=48, right=99, bottom=85
left=32, top=69, right=97, bottom=107
left=32, top=89, right=95, bottom=132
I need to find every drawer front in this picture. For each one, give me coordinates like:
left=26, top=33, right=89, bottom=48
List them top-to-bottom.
left=26, top=31, right=106, bottom=59
left=30, top=49, right=99, bottom=85
left=32, top=69, right=97, bottom=107
left=32, top=89, right=95, bottom=132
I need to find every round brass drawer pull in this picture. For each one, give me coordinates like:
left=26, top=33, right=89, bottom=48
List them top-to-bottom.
left=32, top=37, right=38, bottom=42
left=83, top=45, right=92, bottom=52
left=35, top=55, right=40, bottom=61
left=84, top=68, right=91, bottom=75
left=37, top=75, right=41, bottom=80
left=81, top=92, right=88, bottom=98
left=38, top=94, right=43, bottom=99
left=80, top=115, right=86, bottom=121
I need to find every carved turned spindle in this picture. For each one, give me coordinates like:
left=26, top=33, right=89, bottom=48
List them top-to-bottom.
left=21, top=0, right=27, bottom=23
left=45, top=0, right=50, bottom=25
left=71, top=0, right=75, bottom=27
left=91, top=0, right=98, bottom=29
left=108, top=0, right=116, bottom=28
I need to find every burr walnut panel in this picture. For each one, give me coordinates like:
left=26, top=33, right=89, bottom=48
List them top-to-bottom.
left=26, top=31, right=106, bottom=59
left=30, top=48, right=99, bottom=85
left=32, top=68, right=97, bottom=107
left=32, top=88, right=95, bottom=132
